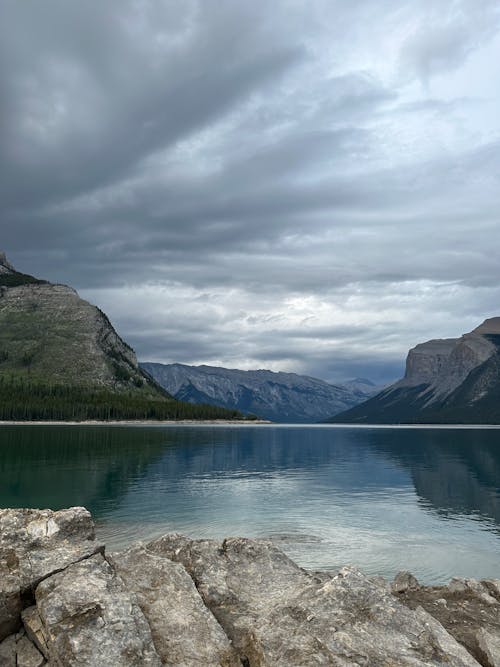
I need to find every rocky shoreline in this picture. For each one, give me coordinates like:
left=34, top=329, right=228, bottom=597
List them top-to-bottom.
left=1, top=508, right=499, bottom=666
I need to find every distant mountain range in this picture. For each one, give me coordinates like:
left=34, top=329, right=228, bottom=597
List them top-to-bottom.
left=0, top=252, right=243, bottom=421
left=331, top=318, right=500, bottom=424
left=140, top=362, right=379, bottom=423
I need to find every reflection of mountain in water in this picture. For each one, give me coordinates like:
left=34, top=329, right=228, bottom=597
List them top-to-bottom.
left=2, top=425, right=499, bottom=537
left=0, top=426, right=167, bottom=516
left=136, top=427, right=409, bottom=492
left=366, top=429, right=500, bottom=526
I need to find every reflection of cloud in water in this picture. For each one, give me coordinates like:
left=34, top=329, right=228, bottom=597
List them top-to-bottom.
left=2, top=425, right=500, bottom=583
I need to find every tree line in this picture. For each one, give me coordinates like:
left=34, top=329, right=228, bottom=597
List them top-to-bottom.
left=0, top=376, right=250, bottom=421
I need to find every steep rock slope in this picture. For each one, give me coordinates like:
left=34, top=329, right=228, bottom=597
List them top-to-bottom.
left=0, top=253, right=242, bottom=421
left=0, top=253, right=152, bottom=391
left=331, top=318, right=500, bottom=424
left=140, top=362, right=377, bottom=422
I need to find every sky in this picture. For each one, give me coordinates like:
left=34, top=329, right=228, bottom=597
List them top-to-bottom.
left=2, top=0, right=500, bottom=384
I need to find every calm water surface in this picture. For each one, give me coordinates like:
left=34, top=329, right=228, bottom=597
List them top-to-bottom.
left=1, top=424, right=499, bottom=585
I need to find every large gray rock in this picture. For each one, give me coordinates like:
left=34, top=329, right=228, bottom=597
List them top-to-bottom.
left=0, top=507, right=103, bottom=640
left=148, top=535, right=480, bottom=666
left=110, top=543, right=239, bottom=666
left=35, top=552, right=161, bottom=666
left=391, top=570, right=420, bottom=594
left=476, top=628, right=500, bottom=667
left=0, top=631, right=45, bottom=667
left=16, top=633, right=45, bottom=667
left=0, top=634, right=17, bottom=667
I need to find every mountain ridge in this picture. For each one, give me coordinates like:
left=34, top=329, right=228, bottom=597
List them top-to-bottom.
left=0, top=252, right=243, bottom=421
left=330, top=318, right=500, bottom=424
left=141, top=362, right=378, bottom=423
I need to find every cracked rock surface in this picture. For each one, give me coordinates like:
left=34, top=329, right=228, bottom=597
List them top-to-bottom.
left=1, top=506, right=499, bottom=666
left=0, top=507, right=103, bottom=641
left=149, top=534, right=481, bottom=666
left=110, top=543, right=239, bottom=666
left=35, top=553, right=161, bottom=666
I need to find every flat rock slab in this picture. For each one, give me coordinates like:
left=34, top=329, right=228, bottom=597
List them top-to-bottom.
left=0, top=507, right=103, bottom=640
left=148, top=535, right=480, bottom=667
left=110, top=543, right=239, bottom=666
left=35, top=552, right=161, bottom=666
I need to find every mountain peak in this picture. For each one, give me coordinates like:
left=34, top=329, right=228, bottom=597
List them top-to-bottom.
left=0, top=251, right=15, bottom=273
left=332, top=316, right=500, bottom=424
left=473, top=317, right=500, bottom=335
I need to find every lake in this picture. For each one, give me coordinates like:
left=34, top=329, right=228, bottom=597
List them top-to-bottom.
left=1, top=424, right=499, bottom=585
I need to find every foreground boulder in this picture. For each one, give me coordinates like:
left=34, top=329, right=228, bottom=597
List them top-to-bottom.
left=2, top=506, right=499, bottom=666
left=0, top=507, right=103, bottom=641
left=148, top=535, right=480, bottom=666
left=110, top=544, right=239, bottom=666
left=35, top=553, right=161, bottom=666
left=0, top=627, right=45, bottom=667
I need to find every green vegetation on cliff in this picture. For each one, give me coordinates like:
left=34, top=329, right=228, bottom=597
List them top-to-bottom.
left=0, top=253, right=248, bottom=421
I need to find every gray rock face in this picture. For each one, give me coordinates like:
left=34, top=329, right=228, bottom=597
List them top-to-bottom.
left=0, top=251, right=15, bottom=274
left=0, top=252, right=168, bottom=395
left=0, top=282, right=143, bottom=387
left=332, top=317, right=500, bottom=423
left=401, top=332, right=495, bottom=400
left=141, top=362, right=378, bottom=422
left=3, top=505, right=500, bottom=666
left=0, top=507, right=103, bottom=641
left=148, top=535, right=479, bottom=666
left=110, top=543, right=239, bottom=666
left=35, top=553, right=161, bottom=667
left=391, top=570, right=420, bottom=594
left=22, top=606, right=49, bottom=659
left=476, top=628, right=500, bottom=667
left=0, top=630, right=45, bottom=667
left=15, top=633, right=45, bottom=667
left=0, top=634, right=17, bottom=667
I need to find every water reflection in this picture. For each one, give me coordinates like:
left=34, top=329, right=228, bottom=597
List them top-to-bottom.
left=1, top=425, right=499, bottom=583
left=0, top=426, right=166, bottom=515
left=366, top=428, right=500, bottom=525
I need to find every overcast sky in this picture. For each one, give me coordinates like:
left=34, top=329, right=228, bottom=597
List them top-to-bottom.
left=2, top=0, right=500, bottom=384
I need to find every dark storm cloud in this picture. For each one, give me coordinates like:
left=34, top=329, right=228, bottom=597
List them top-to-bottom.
left=0, top=0, right=302, bottom=211
left=2, top=0, right=500, bottom=382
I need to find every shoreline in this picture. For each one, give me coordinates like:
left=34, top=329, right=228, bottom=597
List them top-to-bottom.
left=0, top=419, right=272, bottom=426
left=1, top=420, right=500, bottom=428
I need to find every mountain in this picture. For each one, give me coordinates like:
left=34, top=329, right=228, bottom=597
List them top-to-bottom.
left=0, top=253, right=243, bottom=421
left=330, top=318, right=500, bottom=424
left=140, top=362, right=378, bottom=423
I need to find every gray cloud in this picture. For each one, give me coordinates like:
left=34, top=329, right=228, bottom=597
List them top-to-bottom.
left=2, top=0, right=500, bottom=384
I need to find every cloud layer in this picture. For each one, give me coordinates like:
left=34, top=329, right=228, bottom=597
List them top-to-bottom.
left=2, top=0, right=500, bottom=383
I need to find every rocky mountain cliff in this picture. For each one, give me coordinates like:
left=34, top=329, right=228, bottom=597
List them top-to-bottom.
left=0, top=252, right=242, bottom=421
left=0, top=252, right=154, bottom=391
left=331, top=318, right=500, bottom=424
left=140, top=362, right=378, bottom=422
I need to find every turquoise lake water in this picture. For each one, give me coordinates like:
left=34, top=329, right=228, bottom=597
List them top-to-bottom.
left=1, top=424, right=499, bottom=584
